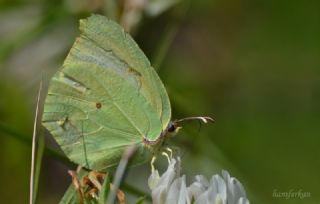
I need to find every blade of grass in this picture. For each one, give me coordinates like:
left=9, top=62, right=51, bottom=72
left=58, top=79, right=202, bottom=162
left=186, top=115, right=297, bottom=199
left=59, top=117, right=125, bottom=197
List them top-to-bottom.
left=152, top=0, right=190, bottom=71
left=152, top=22, right=179, bottom=71
left=30, top=80, right=42, bottom=204
left=0, top=81, right=66, bottom=163
left=0, top=122, right=71, bottom=165
left=0, top=122, right=30, bottom=144
left=33, top=131, right=45, bottom=203
left=99, top=174, right=111, bottom=204
left=134, top=196, right=146, bottom=204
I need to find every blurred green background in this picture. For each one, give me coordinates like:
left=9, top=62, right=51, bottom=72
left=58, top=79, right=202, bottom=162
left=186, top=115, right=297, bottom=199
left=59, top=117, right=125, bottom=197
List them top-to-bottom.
left=0, top=0, right=319, bottom=203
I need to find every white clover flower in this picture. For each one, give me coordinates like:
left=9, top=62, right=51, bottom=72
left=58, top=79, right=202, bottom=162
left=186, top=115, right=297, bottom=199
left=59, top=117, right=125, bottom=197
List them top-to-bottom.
left=148, top=157, right=250, bottom=204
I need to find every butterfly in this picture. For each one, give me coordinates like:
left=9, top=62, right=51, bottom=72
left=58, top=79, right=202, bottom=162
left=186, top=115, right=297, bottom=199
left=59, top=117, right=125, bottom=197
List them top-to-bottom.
left=42, top=14, right=213, bottom=171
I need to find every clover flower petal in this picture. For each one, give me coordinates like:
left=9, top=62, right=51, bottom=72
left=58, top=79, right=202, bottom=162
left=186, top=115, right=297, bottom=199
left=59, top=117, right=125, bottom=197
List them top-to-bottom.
left=148, top=157, right=250, bottom=204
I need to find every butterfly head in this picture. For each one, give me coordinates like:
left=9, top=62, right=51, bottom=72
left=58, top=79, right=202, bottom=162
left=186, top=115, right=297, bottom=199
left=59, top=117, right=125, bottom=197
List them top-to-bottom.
left=144, top=116, right=214, bottom=148
left=166, top=116, right=214, bottom=137
left=166, top=121, right=182, bottom=136
left=167, top=122, right=177, bottom=132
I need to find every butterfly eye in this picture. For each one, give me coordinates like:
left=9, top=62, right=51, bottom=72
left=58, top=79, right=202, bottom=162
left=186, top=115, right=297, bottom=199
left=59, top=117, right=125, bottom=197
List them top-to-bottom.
left=167, top=123, right=176, bottom=132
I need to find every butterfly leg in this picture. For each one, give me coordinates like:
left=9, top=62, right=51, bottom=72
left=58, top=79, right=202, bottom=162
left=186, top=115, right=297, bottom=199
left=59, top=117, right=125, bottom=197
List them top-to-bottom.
left=165, top=147, right=173, bottom=159
left=151, top=148, right=174, bottom=171
left=161, top=151, right=171, bottom=165
left=150, top=156, right=156, bottom=172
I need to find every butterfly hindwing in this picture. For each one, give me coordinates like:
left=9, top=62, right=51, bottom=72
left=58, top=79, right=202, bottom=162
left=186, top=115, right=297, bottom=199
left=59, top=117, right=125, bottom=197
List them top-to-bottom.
left=42, top=15, right=171, bottom=170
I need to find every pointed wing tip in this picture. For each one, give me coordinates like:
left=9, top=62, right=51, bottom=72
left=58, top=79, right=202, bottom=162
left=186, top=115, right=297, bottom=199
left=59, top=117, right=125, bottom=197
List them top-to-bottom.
left=79, top=14, right=105, bottom=28
left=79, top=14, right=125, bottom=35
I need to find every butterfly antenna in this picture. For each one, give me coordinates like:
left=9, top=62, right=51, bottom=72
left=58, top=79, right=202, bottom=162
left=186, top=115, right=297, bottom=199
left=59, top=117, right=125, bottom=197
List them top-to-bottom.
left=174, top=116, right=214, bottom=139
left=175, top=116, right=215, bottom=124
left=81, top=121, right=90, bottom=169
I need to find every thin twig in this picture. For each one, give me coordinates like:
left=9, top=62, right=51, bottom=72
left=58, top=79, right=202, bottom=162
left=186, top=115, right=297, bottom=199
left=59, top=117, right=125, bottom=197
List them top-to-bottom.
left=29, top=80, right=42, bottom=204
left=107, top=145, right=137, bottom=204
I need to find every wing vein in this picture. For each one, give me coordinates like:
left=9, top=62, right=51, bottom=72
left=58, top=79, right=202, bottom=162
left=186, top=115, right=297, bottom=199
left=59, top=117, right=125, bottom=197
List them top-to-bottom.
left=86, top=68, right=146, bottom=137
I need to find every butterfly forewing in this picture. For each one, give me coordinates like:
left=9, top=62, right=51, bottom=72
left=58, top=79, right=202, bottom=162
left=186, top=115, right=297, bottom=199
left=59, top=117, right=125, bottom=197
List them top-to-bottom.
left=79, top=15, right=171, bottom=132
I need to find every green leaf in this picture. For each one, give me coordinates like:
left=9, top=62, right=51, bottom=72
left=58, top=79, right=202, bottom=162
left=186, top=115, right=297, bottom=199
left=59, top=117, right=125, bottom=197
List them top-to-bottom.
left=33, top=131, right=45, bottom=203
left=98, top=174, right=111, bottom=204
left=134, top=196, right=146, bottom=204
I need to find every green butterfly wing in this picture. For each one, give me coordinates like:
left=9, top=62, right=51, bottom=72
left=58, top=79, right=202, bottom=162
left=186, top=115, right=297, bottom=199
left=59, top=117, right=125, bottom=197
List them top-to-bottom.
left=42, top=15, right=171, bottom=170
